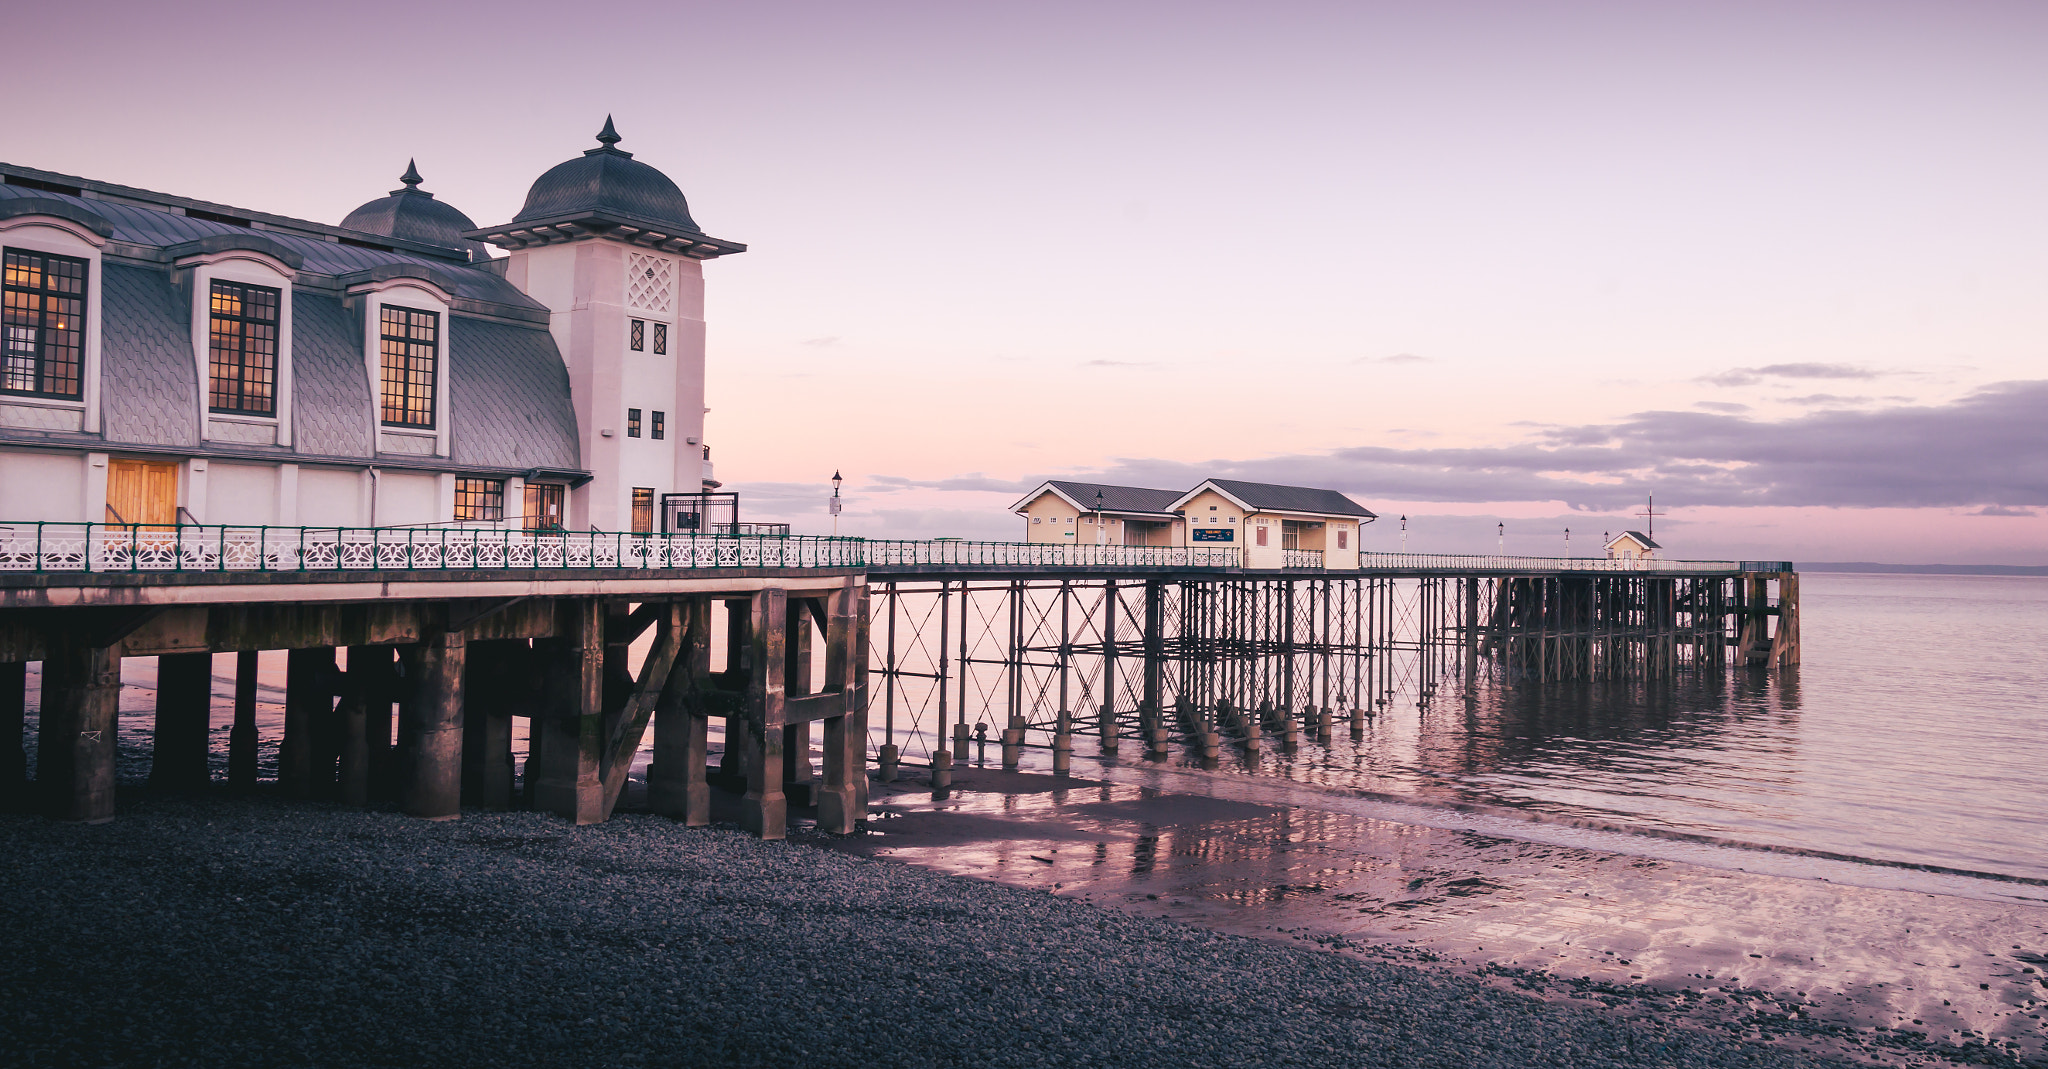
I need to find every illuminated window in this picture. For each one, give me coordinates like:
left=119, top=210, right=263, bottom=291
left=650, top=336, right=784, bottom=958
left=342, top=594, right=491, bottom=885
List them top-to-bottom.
left=2, top=249, right=86, bottom=399
left=207, top=280, right=278, bottom=415
left=378, top=305, right=436, bottom=428
left=630, top=319, right=645, bottom=352
left=626, top=408, right=642, bottom=438
left=651, top=410, right=664, bottom=440
left=454, top=477, right=504, bottom=521
left=522, top=483, right=564, bottom=530
left=631, top=487, right=654, bottom=533
left=1337, top=528, right=1348, bottom=549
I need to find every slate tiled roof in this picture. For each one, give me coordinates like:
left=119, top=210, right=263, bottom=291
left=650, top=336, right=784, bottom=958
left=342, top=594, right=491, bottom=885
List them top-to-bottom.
left=0, top=183, right=538, bottom=308
left=97, top=263, right=198, bottom=448
left=289, top=292, right=374, bottom=459
left=449, top=317, right=579, bottom=471
left=1206, top=479, right=1376, bottom=518
left=1042, top=480, right=1182, bottom=515
left=1610, top=530, right=1661, bottom=550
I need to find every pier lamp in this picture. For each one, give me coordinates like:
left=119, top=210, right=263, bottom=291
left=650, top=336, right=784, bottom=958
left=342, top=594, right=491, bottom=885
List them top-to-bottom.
left=830, top=470, right=843, bottom=536
left=1093, top=491, right=1106, bottom=547
left=1400, top=515, right=1407, bottom=553
left=1497, top=522, right=1504, bottom=552
left=1565, top=526, right=1570, bottom=555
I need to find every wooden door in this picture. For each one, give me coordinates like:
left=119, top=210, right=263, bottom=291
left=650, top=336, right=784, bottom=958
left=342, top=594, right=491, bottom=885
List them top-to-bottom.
left=106, top=459, right=178, bottom=526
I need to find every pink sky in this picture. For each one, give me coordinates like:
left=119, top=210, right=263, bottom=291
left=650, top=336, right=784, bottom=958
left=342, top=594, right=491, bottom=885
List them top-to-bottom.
left=10, top=0, right=2045, bottom=562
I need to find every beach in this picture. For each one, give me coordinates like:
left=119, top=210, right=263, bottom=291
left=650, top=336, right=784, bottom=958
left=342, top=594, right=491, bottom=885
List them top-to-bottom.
left=2, top=788, right=2039, bottom=1068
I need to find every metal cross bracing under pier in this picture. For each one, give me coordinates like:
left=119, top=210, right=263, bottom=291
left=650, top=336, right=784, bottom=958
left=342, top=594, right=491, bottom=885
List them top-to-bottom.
left=863, top=569, right=1799, bottom=774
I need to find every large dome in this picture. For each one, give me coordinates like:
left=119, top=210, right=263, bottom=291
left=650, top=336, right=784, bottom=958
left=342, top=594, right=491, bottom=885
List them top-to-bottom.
left=512, top=117, right=702, bottom=236
left=340, top=161, right=491, bottom=262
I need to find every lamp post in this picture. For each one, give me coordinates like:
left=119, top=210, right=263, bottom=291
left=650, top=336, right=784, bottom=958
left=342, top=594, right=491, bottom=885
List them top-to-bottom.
left=829, top=470, right=843, bottom=537
left=1093, top=491, right=1106, bottom=548
left=1400, top=515, right=1407, bottom=553
left=1497, top=522, right=1504, bottom=553
left=1564, top=526, right=1570, bottom=556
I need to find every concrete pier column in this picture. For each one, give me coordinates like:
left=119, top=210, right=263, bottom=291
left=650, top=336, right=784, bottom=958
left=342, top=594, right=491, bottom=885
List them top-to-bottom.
left=816, top=581, right=863, bottom=834
left=741, top=588, right=788, bottom=839
left=534, top=599, right=604, bottom=824
left=650, top=599, right=711, bottom=825
left=402, top=626, right=466, bottom=820
left=39, top=639, right=121, bottom=822
left=459, top=641, right=516, bottom=811
left=280, top=647, right=334, bottom=799
left=228, top=650, right=258, bottom=792
left=149, top=653, right=213, bottom=794
left=1, top=661, right=27, bottom=808
left=336, top=661, right=369, bottom=807
left=1317, top=706, right=1333, bottom=738
left=1052, top=710, right=1073, bottom=776
left=1001, top=714, right=1024, bottom=771
left=877, top=743, right=900, bottom=782
left=929, top=748, right=953, bottom=790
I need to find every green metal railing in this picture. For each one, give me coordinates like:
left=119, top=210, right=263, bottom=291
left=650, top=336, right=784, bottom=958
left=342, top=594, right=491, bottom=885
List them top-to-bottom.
left=0, top=521, right=1767, bottom=576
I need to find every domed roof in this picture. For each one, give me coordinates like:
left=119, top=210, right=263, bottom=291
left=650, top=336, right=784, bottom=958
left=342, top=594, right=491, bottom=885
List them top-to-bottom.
left=511, top=117, right=703, bottom=236
left=340, top=161, right=492, bottom=262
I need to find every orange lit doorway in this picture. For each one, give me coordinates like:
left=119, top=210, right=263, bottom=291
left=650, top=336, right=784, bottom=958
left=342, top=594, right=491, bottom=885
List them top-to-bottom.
left=106, top=458, right=178, bottom=527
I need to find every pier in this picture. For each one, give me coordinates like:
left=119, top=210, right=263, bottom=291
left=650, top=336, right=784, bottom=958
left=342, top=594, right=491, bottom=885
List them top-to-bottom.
left=0, top=521, right=1797, bottom=835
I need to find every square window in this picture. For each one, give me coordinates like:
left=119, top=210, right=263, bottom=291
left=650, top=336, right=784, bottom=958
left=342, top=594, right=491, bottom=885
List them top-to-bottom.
left=630, top=319, right=645, bottom=352
left=653, top=322, right=667, bottom=355
left=627, top=408, right=642, bottom=438
left=651, top=411, right=665, bottom=440
left=454, top=478, right=504, bottom=522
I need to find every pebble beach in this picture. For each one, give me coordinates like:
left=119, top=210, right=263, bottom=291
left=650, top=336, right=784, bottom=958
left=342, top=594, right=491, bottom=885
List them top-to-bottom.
left=0, top=795, right=1903, bottom=1069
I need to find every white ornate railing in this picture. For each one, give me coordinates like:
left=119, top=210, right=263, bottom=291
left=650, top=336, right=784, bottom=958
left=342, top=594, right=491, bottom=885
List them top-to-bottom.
left=0, top=522, right=1770, bottom=576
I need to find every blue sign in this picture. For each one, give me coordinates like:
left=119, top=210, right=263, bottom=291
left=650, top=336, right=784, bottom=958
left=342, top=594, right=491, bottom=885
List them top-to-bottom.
left=1191, top=528, right=1234, bottom=542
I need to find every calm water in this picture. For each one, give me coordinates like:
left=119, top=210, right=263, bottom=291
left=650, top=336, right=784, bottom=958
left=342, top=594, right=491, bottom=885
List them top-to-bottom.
left=23, top=572, right=2047, bottom=883
left=1179, top=572, right=2048, bottom=883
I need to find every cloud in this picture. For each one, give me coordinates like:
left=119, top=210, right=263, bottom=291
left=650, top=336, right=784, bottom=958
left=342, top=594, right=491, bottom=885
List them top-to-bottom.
left=801, top=336, right=841, bottom=347
left=1351, top=353, right=1432, bottom=365
left=1081, top=359, right=1153, bottom=368
left=1701, top=362, right=1882, bottom=387
left=1036, top=380, right=2048, bottom=512
left=1784, top=394, right=1872, bottom=405
left=1693, top=401, right=1750, bottom=413
left=1972, top=505, right=2037, bottom=517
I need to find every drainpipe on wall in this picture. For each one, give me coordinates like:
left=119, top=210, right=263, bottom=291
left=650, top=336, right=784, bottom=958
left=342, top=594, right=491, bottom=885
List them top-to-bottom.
left=368, top=466, right=381, bottom=528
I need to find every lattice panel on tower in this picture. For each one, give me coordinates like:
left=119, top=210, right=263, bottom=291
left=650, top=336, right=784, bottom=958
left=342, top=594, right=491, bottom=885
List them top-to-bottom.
left=627, top=253, right=674, bottom=316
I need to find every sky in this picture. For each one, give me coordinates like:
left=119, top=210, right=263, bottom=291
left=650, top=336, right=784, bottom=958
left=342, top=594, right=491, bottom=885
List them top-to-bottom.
left=9, top=0, right=2045, bottom=562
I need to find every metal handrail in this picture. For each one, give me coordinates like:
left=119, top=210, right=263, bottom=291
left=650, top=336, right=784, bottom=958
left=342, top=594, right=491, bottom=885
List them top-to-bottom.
left=0, top=521, right=1768, bottom=575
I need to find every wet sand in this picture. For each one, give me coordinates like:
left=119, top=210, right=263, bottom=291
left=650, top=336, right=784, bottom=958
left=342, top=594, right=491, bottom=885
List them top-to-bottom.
left=832, top=763, right=2048, bottom=1068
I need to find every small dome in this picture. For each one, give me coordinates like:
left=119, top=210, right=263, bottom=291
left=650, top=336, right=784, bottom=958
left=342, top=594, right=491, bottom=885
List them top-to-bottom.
left=512, top=117, right=702, bottom=235
left=340, top=160, right=492, bottom=261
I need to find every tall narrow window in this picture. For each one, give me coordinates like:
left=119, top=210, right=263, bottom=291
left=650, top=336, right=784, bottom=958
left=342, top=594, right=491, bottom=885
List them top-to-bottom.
left=2, top=249, right=87, bottom=400
left=207, top=280, right=279, bottom=415
left=378, top=305, right=437, bottom=428
left=629, top=319, right=645, bottom=352
left=652, top=322, right=667, bottom=355
left=626, top=408, right=641, bottom=438
left=651, top=411, right=664, bottom=440
left=454, top=477, right=504, bottom=521
left=523, top=482, right=564, bottom=531
left=631, top=487, right=655, bottom=533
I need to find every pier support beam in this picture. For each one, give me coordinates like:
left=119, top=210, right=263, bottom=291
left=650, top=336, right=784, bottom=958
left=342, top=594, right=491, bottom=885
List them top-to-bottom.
left=817, top=578, right=866, bottom=833
left=742, top=588, right=788, bottom=839
left=534, top=599, right=604, bottom=824
left=649, top=599, right=711, bottom=824
left=402, top=626, right=466, bottom=820
left=38, top=638, right=120, bottom=823
left=460, top=641, right=519, bottom=811
left=280, top=646, right=334, bottom=799
left=228, top=651, right=258, bottom=793
left=149, top=653, right=213, bottom=793
left=1, top=661, right=26, bottom=808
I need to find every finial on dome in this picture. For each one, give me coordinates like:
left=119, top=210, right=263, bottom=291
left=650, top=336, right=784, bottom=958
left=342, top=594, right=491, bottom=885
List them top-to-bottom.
left=596, top=115, right=622, bottom=147
left=400, top=159, right=423, bottom=189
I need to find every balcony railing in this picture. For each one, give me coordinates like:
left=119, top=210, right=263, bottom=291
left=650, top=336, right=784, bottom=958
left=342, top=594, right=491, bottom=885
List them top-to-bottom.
left=0, top=522, right=1763, bottom=576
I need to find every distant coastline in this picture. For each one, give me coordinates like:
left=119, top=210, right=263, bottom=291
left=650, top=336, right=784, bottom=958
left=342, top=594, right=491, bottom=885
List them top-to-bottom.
left=1800, top=562, right=2048, bottom=577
